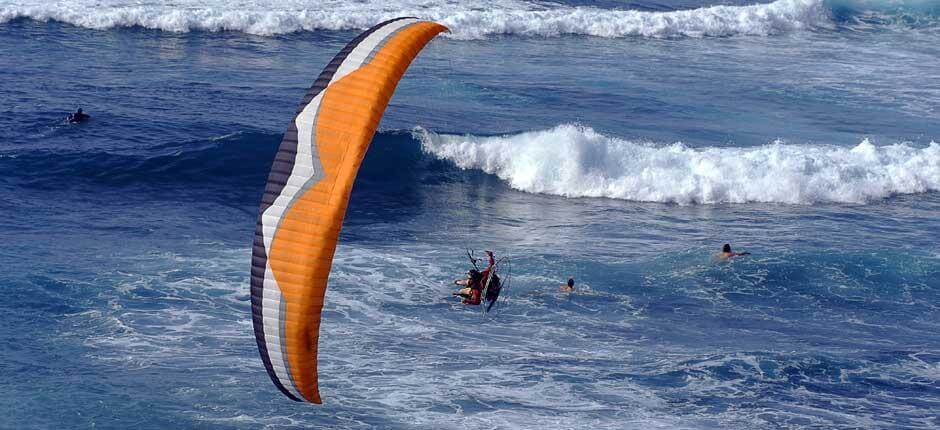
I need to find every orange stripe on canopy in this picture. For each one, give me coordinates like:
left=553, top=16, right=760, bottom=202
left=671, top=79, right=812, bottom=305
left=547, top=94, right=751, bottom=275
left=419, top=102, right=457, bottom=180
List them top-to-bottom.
left=252, top=19, right=447, bottom=404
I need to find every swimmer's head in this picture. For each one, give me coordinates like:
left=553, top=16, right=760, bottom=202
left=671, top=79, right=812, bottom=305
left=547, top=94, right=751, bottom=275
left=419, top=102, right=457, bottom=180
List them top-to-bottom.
left=722, top=244, right=732, bottom=253
left=567, top=278, right=575, bottom=287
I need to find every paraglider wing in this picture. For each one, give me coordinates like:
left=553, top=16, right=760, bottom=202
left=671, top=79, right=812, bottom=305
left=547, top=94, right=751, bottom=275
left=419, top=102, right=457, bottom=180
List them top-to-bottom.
left=250, top=18, right=448, bottom=404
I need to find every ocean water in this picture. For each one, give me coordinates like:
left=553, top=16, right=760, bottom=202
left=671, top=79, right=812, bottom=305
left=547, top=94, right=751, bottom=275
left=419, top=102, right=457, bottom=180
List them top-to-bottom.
left=2, top=0, right=939, bottom=428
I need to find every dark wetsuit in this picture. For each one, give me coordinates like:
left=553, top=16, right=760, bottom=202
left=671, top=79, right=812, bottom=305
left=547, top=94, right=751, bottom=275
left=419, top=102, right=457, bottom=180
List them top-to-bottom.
left=68, top=111, right=90, bottom=123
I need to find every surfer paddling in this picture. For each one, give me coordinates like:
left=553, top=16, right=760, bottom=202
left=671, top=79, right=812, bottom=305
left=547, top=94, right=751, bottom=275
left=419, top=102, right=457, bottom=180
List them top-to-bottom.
left=67, top=108, right=90, bottom=123
left=716, top=243, right=750, bottom=260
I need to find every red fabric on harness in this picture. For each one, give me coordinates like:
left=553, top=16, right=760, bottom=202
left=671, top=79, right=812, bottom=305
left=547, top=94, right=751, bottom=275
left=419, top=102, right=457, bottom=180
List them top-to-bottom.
left=464, top=253, right=495, bottom=305
left=464, top=288, right=481, bottom=305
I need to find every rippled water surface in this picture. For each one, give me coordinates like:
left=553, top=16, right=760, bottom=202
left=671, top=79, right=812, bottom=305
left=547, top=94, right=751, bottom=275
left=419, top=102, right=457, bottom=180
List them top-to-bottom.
left=1, top=0, right=939, bottom=428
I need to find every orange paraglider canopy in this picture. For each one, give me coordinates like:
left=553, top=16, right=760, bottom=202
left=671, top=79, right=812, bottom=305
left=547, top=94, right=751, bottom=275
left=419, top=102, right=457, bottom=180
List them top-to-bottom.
left=250, top=18, right=448, bottom=404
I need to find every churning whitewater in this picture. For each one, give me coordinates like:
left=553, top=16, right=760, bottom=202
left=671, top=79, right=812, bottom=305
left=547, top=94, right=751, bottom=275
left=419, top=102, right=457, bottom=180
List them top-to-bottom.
left=0, top=0, right=887, bottom=38
left=417, top=125, right=940, bottom=204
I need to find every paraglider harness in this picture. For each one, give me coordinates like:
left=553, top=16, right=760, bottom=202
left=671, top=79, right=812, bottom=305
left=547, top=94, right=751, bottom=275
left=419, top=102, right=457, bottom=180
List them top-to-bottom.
left=466, top=250, right=510, bottom=314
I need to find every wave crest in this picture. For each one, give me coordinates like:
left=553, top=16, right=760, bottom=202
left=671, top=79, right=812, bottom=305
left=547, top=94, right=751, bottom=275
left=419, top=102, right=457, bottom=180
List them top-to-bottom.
left=1, top=0, right=831, bottom=39
left=415, top=124, right=940, bottom=205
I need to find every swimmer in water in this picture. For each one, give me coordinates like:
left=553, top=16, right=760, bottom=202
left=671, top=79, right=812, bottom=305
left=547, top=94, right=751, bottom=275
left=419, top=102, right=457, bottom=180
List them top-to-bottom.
left=67, top=108, right=90, bottom=123
left=716, top=243, right=750, bottom=260
left=559, top=277, right=575, bottom=292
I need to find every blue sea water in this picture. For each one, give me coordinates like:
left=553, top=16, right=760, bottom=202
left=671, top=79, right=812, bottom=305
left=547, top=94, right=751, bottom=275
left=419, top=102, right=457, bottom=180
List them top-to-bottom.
left=1, top=0, right=939, bottom=428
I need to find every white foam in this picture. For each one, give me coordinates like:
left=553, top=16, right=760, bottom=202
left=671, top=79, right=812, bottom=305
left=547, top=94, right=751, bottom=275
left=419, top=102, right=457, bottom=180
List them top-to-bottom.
left=0, top=0, right=831, bottom=39
left=415, top=124, right=940, bottom=205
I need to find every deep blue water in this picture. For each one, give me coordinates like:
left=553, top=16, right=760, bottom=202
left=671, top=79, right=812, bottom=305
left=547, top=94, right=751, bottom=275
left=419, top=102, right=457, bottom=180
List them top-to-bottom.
left=1, top=0, right=939, bottom=428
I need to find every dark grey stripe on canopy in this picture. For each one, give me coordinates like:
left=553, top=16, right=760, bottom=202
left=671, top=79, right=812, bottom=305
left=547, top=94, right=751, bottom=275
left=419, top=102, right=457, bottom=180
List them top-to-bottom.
left=249, top=17, right=418, bottom=402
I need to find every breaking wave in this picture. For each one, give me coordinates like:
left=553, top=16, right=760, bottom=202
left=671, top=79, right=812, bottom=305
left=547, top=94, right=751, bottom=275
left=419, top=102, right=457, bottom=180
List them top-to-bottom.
left=0, top=0, right=833, bottom=39
left=830, top=0, right=940, bottom=30
left=415, top=124, right=940, bottom=205
left=6, top=126, right=938, bottom=206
